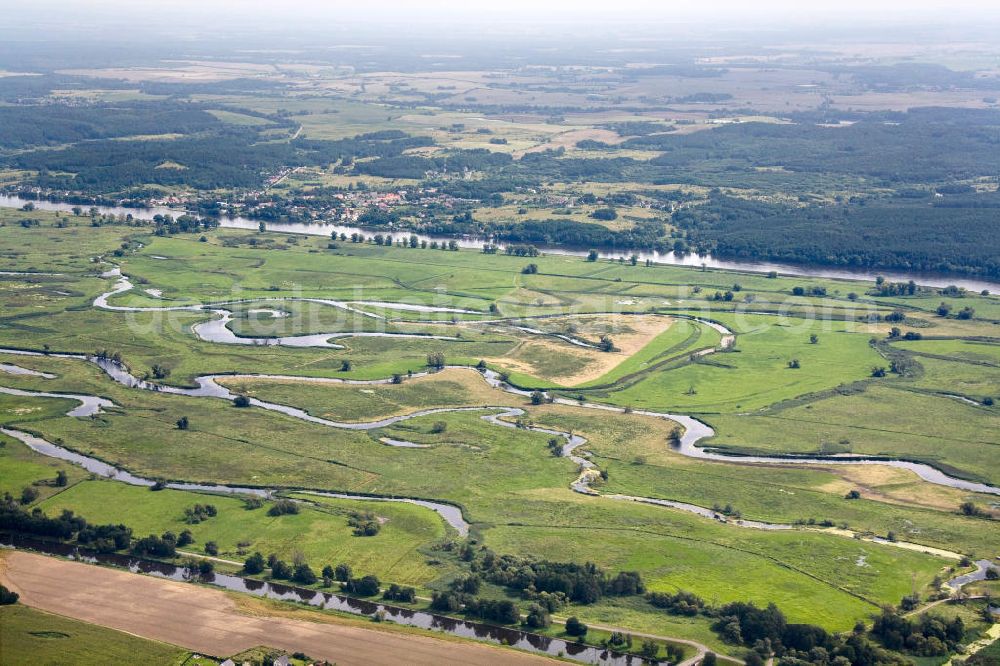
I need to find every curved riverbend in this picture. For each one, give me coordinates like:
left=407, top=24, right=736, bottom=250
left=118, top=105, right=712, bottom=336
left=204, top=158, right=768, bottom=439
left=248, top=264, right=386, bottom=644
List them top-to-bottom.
left=94, top=275, right=468, bottom=349
left=3, top=306, right=999, bottom=500
left=3, top=342, right=995, bottom=569
left=0, top=362, right=56, bottom=378
left=0, top=367, right=978, bottom=560
left=0, top=385, right=114, bottom=417
left=0, top=426, right=470, bottom=536
left=946, top=559, right=999, bottom=591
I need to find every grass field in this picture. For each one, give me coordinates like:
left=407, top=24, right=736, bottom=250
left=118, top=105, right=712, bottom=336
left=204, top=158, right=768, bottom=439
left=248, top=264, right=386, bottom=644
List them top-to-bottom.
left=0, top=214, right=997, bottom=650
left=219, top=367, right=520, bottom=422
left=706, top=383, right=1000, bottom=484
left=39, top=480, right=451, bottom=585
left=0, top=604, right=192, bottom=665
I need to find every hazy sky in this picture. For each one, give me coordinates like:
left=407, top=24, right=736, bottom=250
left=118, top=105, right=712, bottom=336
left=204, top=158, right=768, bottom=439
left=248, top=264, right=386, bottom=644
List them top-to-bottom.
left=9, top=0, right=1000, bottom=24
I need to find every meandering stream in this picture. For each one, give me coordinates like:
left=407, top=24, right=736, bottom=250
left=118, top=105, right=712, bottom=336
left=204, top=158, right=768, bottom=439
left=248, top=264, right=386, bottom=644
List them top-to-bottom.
left=1, top=266, right=997, bottom=566
left=0, top=356, right=980, bottom=570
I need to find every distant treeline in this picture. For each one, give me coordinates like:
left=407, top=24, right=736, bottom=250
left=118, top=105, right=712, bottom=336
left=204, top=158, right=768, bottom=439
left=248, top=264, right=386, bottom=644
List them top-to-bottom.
left=0, top=103, right=224, bottom=148
left=630, top=107, right=1000, bottom=184
left=7, top=121, right=438, bottom=192
left=353, top=148, right=513, bottom=179
left=675, top=195, right=1000, bottom=278
left=381, top=216, right=669, bottom=251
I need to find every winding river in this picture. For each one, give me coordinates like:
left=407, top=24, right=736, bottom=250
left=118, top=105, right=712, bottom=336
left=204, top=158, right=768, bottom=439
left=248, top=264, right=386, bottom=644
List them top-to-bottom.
left=3, top=194, right=998, bottom=293
left=1, top=265, right=997, bottom=569
left=0, top=354, right=981, bottom=566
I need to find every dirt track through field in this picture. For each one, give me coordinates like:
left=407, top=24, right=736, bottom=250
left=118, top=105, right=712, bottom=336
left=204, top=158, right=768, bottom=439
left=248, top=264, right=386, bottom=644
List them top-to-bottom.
left=0, top=551, right=557, bottom=665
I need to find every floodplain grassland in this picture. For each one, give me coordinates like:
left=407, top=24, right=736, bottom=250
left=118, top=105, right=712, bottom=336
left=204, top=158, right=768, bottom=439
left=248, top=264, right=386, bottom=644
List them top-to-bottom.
left=0, top=213, right=998, bottom=653
left=596, top=313, right=884, bottom=412
left=894, top=337, right=1000, bottom=365
left=1, top=353, right=952, bottom=633
left=902, top=355, right=1000, bottom=401
left=219, top=367, right=521, bottom=422
left=705, top=386, right=1000, bottom=485
left=524, top=406, right=1000, bottom=556
left=38, top=479, right=449, bottom=585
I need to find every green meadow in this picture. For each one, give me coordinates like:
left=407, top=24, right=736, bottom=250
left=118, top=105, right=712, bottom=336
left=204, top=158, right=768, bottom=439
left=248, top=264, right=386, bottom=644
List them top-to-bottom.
left=1, top=213, right=997, bottom=652
left=0, top=605, right=192, bottom=666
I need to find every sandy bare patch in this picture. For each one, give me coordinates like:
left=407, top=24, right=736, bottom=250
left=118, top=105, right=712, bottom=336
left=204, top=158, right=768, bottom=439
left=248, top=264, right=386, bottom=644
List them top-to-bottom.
left=489, top=315, right=675, bottom=386
left=814, top=465, right=978, bottom=512
left=0, top=551, right=556, bottom=666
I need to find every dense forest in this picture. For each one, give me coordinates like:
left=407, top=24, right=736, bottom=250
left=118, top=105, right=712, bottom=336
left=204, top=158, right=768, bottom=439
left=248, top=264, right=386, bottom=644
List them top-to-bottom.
left=0, top=103, right=224, bottom=148
left=632, top=108, right=1000, bottom=183
left=6, top=123, right=438, bottom=192
left=17, top=130, right=299, bottom=191
left=675, top=195, right=1000, bottom=278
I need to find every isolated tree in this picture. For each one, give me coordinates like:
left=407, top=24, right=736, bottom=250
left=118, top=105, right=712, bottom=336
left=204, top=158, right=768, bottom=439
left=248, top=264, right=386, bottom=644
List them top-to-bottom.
left=340, top=359, right=352, bottom=371
left=233, top=395, right=251, bottom=408
left=176, top=416, right=189, bottom=430
left=55, top=470, right=68, bottom=487
left=20, top=486, right=38, bottom=505
left=267, top=499, right=299, bottom=516
left=959, top=501, right=981, bottom=516
left=204, top=541, right=218, bottom=556
left=244, top=552, right=266, bottom=574
left=271, top=559, right=292, bottom=579
left=334, top=562, right=352, bottom=582
left=293, top=563, right=317, bottom=585
left=344, top=574, right=381, bottom=596
left=0, top=584, right=19, bottom=605
left=523, top=603, right=551, bottom=629
left=565, top=616, right=588, bottom=637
